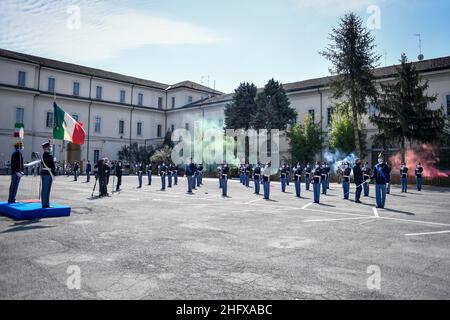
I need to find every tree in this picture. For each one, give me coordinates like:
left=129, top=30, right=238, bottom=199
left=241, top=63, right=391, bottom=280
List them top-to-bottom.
left=321, top=12, right=380, bottom=158
left=370, top=54, right=445, bottom=162
left=251, top=78, right=297, bottom=131
left=224, top=82, right=257, bottom=130
left=328, top=106, right=355, bottom=154
left=287, top=114, right=322, bottom=164
left=162, top=130, right=174, bottom=149
left=118, top=143, right=155, bottom=164
left=150, top=146, right=172, bottom=164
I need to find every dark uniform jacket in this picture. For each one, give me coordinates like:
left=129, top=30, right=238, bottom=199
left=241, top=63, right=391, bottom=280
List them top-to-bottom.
left=11, top=150, right=23, bottom=173
left=41, top=152, right=56, bottom=176
left=86, top=163, right=92, bottom=172
left=185, top=163, right=195, bottom=176
left=372, top=163, right=390, bottom=185
left=353, top=164, right=363, bottom=185
left=221, top=165, right=229, bottom=178
left=253, top=166, right=261, bottom=180
left=362, top=166, right=371, bottom=179
left=415, top=166, right=423, bottom=177
left=280, top=167, right=288, bottom=178
left=294, top=167, right=303, bottom=182
left=312, top=167, right=322, bottom=183
left=343, top=167, right=352, bottom=183
left=400, top=167, right=408, bottom=178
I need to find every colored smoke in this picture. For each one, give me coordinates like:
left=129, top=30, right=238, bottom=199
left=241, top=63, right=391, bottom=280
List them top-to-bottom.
left=388, top=144, right=449, bottom=178
left=324, top=150, right=358, bottom=172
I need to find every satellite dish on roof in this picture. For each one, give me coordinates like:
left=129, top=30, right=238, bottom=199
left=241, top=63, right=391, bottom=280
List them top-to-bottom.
left=418, top=54, right=424, bottom=61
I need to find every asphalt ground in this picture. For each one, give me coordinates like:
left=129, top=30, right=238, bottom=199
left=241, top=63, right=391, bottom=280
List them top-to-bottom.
left=0, top=174, right=449, bottom=299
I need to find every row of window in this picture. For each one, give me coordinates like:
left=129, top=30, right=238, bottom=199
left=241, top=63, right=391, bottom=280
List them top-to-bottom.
left=17, top=71, right=165, bottom=108
left=305, top=107, right=334, bottom=125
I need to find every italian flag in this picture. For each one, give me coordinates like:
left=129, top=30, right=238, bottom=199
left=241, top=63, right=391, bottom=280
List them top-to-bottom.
left=53, top=102, right=86, bottom=145
left=14, top=123, right=24, bottom=139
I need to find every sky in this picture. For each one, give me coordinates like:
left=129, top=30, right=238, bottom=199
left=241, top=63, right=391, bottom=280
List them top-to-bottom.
left=0, top=0, right=449, bottom=93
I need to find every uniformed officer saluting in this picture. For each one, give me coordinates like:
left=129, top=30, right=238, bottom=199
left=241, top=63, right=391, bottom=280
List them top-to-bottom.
left=40, top=141, right=56, bottom=208
left=8, top=142, right=24, bottom=204
left=312, top=161, right=322, bottom=204
left=415, top=162, right=424, bottom=191
left=294, top=163, right=303, bottom=198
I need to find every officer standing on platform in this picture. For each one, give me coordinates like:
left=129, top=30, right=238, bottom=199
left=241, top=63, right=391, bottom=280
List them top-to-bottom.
left=40, top=141, right=56, bottom=208
left=8, top=142, right=24, bottom=204
left=371, top=153, right=389, bottom=209
left=185, top=158, right=195, bottom=194
left=353, top=159, right=363, bottom=203
left=85, top=160, right=92, bottom=183
left=115, top=161, right=123, bottom=191
left=312, top=161, right=322, bottom=204
left=342, top=161, right=351, bottom=200
left=362, top=161, right=371, bottom=197
left=137, top=162, right=144, bottom=188
left=159, top=162, right=167, bottom=191
left=221, top=162, right=229, bottom=197
left=253, top=162, right=261, bottom=195
left=262, top=162, right=272, bottom=200
left=400, top=162, right=408, bottom=193
left=415, top=162, right=424, bottom=191
left=146, top=163, right=152, bottom=186
left=280, top=163, right=288, bottom=193
left=294, top=163, right=303, bottom=198
left=305, top=163, right=311, bottom=191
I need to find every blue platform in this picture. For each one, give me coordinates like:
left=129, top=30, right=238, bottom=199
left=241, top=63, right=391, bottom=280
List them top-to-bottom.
left=0, top=202, right=71, bottom=220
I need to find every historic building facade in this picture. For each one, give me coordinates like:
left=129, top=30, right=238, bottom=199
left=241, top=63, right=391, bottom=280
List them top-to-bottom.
left=1, top=48, right=449, bottom=167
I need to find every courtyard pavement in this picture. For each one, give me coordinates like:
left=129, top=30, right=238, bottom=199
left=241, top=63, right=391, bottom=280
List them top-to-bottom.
left=0, top=175, right=449, bottom=299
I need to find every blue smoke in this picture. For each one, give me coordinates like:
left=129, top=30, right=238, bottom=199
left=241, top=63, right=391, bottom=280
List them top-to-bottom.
left=324, top=150, right=358, bottom=173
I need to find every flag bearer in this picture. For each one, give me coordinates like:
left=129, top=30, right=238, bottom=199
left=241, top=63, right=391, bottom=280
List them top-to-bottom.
left=41, top=141, right=56, bottom=208
left=8, top=142, right=24, bottom=204
left=371, top=153, right=389, bottom=209
left=312, top=161, right=322, bottom=204
left=342, top=161, right=351, bottom=200
left=362, top=161, right=371, bottom=196
left=262, top=162, right=272, bottom=200
left=400, top=162, right=408, bottom=193
left=415, top=162, right=424, bottom=191
left=253, top=163, right=261, bottom=195
left=294, top=163, right=303, bottom=198
left=305, top=163, right=311, bottom=191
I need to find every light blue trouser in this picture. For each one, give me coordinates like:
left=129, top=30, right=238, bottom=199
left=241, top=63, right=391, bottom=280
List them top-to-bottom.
left=74, top=170, right=78, bottom=181
left=86, top=171, right=90, bottom=183
left=8, top=173, right=21, bottom=203
left=148, top=173, right=152, bottom=185
left=174, top=173, right=178, bottom=185
left=199, top=173, right=203, bottom=185
left=138, top=174, right=142, bottom=188
left=161, top=174, right=166, bottom=190
left=168, top=174, right=172, bottom=188
left=197, top=174, right=201, bottom=187
left=240, top=174, right=243, bottom=184
left=41, top=175, right=53, bottom=208
left=187, top=175, right=193, bottom=193
left=192, top=175, right=197, bottom=189
left=244, top=175, right=250, bottom=187
left=286, top=175, right=290, bottom=186
left=326, top=175, right=330, bottom=189
left=305, top=176, right=310, bottom=190
left=416, top=176, right=422, bottom=191
left=219, top=177, right=222, bottom=188
left=222, top=177, right=227, bottom=196
left=281, top=177, right=287, bottom=192
left=401, top=177, right=408, bottom=192
left=322, top=178, right=327, bottom=194
left=254, top=179, right=260, bottom=194
left=363, top=179, right=369, bottom=196
left=294, top=180, right=301, bottom=197
left=263, top=181, right=270, bottom=199
left=343, top=181, right=350, bottom=199
left=313, top=182, right=321, bottom=203
left=386, top=182, right=391, bottom=194
left=375, top=184, right=386, bottom=208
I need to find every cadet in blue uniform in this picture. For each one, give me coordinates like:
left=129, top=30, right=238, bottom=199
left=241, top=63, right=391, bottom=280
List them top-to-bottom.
left=41, top=141, right=56, bottom=208
left=8, top=142, right=24, bottom=204
left=371, top=154, right=390, bottom=209
left=353, top=158, right=363, bottom=203
left=185, top=159, right=195, bottom=194
left=85, top=160, right=92, bottom=183
left=115, top=161, right=123, bottom=191
left=312, top=161, right=322, bottom=203
left=342, top=161, right=351, bottom=200
left=362, top=161, right=371, bottom=197
left=137, top=162, right=144, bottom=188
left=159, top=162, right=167, bottom=191
left=221, top=162, right=229, bottom=197
left=262, top=162, right=272, bottom=200
left=323, top=162, right=330, bottom=190
left=386, top=162, right=392, bottom=194
left=400, top=162, right=408, bottom=193
left=415, top=162, right=423, bottom=191
left=146, top=163, right=152, bottom=186
left=167, top=163, right=173, bottom=188
left=192, top=163, right=198, bottom=190
left=244, top=163, right=252, bottom=187
left=253, top=163, right=261, bottom=195
left=280, top=163, right=288, bottom=192
left=294, top=163, right=303, bottom=198
left=305, top=163, right=311, bottom=191
left=321, top=163, right=328, bottom=195
left=173, top=164, right=178, bottom=185
left=195, top=164, right=201, bottom=187
left=239, top=164, right=244, bottom=185
left=286, top=164, right=291, bottom=186
left=217, top=165, right=222, bottom=188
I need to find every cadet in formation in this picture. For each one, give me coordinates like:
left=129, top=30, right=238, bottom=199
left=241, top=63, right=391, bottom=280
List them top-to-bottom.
left=41, top=141, right=56, bottom=208
left=8, top=142, right=24, bottom=204
left=372, top=153, right=390, bottom=209
left=186, top=158, right=195, bottom=194
left=353, top=158, right=363, bottom=203
left=85, top=160, right=92, bottom=183
left=73, top=161, right=79, bottom=181
left=115, top=161, right=123, bottom=191
left=312, top=161, right=322, bottom=203
left=342, top=161, right=351, bottom=200
left=362, top=161, right=371, bottom=196
left=386, top=161, right=392, bottom=194
left=137, top=162, right=144, bottom=188
left=159, top=162, right=167, bottom=191
left=221, top=162, right=230, bottom=197
left=262, top=162, right=272, bottom=200
left=321, top=162, right=328, bottom=195
left=323, top=162, right=330, bottom=190
left=400, top=162, right=408, bottom=193
left=415, top=162, right=423, bottom=191
left=146, top=163, right=152, bottom=186
left=167, top=163, right=174, bottom=188
left=244, top=163, right=252, bottom=187
left=253, top=163, right=261, bottom=195
left=280, top=163, right=288, bottom=193
left=286, top=163, right=291, bottom=186
left=294, top=163, right=303, bottom=198
left=305, top=163, right=311, bottom=191
left=173, top=164, right=178, bottom=185
left=239, top=164, right=245, bottom=185
left=217, top=165, right=222, bottom=188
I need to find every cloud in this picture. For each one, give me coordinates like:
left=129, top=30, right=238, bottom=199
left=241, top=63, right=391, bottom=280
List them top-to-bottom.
left=0, top=0, right=220, bottom=62
left=292, top=0, right=385, bottom=13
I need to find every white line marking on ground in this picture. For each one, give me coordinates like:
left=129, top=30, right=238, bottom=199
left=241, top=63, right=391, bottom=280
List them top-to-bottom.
left=245, top=198, right=263, bottom=205
left=301, top=202, right=313, bottom=210
left=372, top=207, right=380, bottom=218
left=305, top=217, right=377, bottom=223
left=381, top=217, right=450, bottom=227
left=405, top=230, right=450, bottom=237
